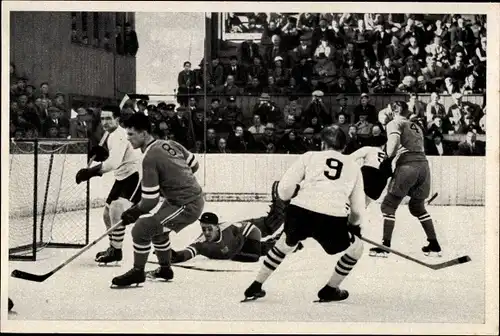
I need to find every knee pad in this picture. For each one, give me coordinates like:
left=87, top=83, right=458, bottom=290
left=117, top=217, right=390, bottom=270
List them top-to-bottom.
left=380, top=193, right=403, bottom=215
left=408, top=199, right=427, bottom=217
left=132, top=215, right=163, bottom=242
left=346, top=236, right=364, bottom=259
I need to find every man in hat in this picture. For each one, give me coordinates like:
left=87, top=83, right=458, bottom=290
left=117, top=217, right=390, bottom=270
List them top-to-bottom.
left=291, top=35, right=314, bottom=65
left=313, top=52, right=337, bottom=86
left=304, top=90, right=332, bottom=125
left=252, top=93, right=281, bottom=124
left=353, top=93, right=377, bottom=124
left=153, top=181, right=302, bottom=269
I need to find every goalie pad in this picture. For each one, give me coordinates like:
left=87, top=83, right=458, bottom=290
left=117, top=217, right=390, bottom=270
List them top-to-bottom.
left=89, top=145, right=109, bottom=162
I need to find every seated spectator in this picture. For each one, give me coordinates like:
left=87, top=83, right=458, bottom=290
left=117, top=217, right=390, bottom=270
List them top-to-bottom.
left=226, top=13, right=245, bottom=33
left=298, top=13, right=318, bottom=33
left=451, top=17, right=475, bottom=56
left=311, top=19, right=333, bottom=50
left=431, top=20, right=449, bottom=47
left=261, top=21, right=282, bottom=46
left=264, top=34, right=288, bottom=68
left=385, top=36, right=405, bottom=67
left=425, top=36, right=448, bottom=63
left=475, top=36, right=487, bottom=64
left=313, top=37, right=335, bottom=61
left=313, top=53, right=337, bottom=87
left=448, top=54, right=468, bottom=86
left=225, top=55, right=248, bottom=87
left=247, top=56, right=268, bottom=86
left=291, top=56, right=313, bottom=91
left=399, top=56, right=422, bottom=80
left=421, top=56, right=446, bottom=92
left=468, top=56, right=486, bottom=90
left=342, top=57, right=361, bottom=82
left=378, top=57, right=401, bottom=86
left=206, top=58, right=225, bottom=91
left=360, top=58, right=379, bottom=89
left=270, top=59, right=290, bottom=88
left=461, top=73, right=483, bottom=94
left=216, top=75, right=243, bottom=96
left=330, top=75, right=350, bottom=94
left=373, top=75, right=396, bottom=93
left=397, top=75, right=418, bottom=93
left=265, top=76, right=283, bottom=95
left=351, top=76, right=369, bottom=94
left=442, top=76, right=460, bottom=95
left=246, top=77, right=264, bottom=96
left=283, top=77, right=300, bottom=96
left=25, top=84, right=36, bottom=101
left=407, top=92, right=426, bottom=121
left=425, top=92, right=447, bottom=125
left=252, top=93, right=281, bottom=124
left=332, top=93, right=352, bottom=122
left=353, top=93, right=377, bottom=123
left=283, top=95, right=303, bottom=122
left=206, top=98, right=225, bottom=132
left=43, top=106, right=68, bottom=136
left=69, top=107, right=94, bottom=139
left=191, top=108, right=206, bottom=142
left=334, top=112, right=350, bottom=136
left=355, top=113, right=373, bottom=137
left=457, top=113, right=481, bottom=134
left=248, top=114, right=266, bottom=137
left=302, top=115, right=324, bottom=135
left=254, top=122, right=278, bottom=153
left=46, top=124, right=59, bottom=139
left=227, top=124, right=255, bottom=153
left=344, top=124, right=362, bottom=154
left=302, top=127, right=321, bottom=151
left=205, top=128, right=218, bottom=153
left=277, top=129, right=305, bottom=154
left=425, top=131, right=453, bottom=156
left=455, top=131, right=485, bottom=156
left=216, top=137, right=230, bottom=153
left=192, top=140, right=204, bottom=154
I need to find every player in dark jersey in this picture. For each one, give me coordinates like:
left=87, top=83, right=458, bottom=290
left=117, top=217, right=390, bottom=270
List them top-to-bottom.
left=369, top=101, right=442, bottom=258
left=110, top=113, right=205, bottom=287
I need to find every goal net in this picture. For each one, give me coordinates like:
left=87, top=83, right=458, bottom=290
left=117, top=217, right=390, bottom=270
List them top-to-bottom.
left=9, top=139, right=91, bottom=261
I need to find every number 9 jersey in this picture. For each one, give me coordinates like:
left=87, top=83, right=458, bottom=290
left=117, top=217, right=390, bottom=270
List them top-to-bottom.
left=386, top=116, right=427, bottom=165
left=280, top=150, right=363, bottom=217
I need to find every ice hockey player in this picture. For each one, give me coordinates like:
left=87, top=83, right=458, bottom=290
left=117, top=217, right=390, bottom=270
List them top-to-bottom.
left=369, top=101, right=442, bottom=258
left=75, top=105, right=142, bottom=265
left=111, top=112, right=204, bottom=287
left=243, top=125, right=365, bottom=303
left=349, top=135, right=392, bottom=207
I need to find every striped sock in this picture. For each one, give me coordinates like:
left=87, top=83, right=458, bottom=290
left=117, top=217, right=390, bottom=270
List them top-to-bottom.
left=382, top=213, right=396, bottom=243
left=418, top=213, right=437, bottom=240
left=110, top=225, right=126, bottom=249
left=255, top=234, right=295, bottom=284
left=153, top=236, right=172, bottom=267
left=133, top=242, right=151, bottom=270
left=328, top=253, right=359, bottom=288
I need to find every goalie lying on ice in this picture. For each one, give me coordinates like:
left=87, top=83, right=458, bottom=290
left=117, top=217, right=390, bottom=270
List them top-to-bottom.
left=158, top=181, right=301, bottom=267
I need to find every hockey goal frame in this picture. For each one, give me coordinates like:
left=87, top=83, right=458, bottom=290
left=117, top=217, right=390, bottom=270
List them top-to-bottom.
left=9, top=138, right=91, bottom=261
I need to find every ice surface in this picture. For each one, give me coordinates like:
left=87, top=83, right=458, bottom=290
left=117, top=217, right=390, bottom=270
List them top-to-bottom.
left=7, top=202, right=484, bottom=323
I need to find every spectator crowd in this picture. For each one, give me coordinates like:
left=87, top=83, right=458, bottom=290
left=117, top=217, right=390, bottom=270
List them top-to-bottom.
left=10, top=13, right=486, bottom=158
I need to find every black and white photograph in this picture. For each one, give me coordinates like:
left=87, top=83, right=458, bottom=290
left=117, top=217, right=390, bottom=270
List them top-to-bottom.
left=1, top=2, right=498, bottom=334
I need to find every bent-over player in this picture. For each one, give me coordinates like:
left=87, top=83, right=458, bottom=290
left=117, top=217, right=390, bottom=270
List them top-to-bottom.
left=369, top=101, right=441, bottom=258
left=75, top=105, right=142, bottom=264
left=111, top=113, right=204, bottom=287
left=243, top=126, right=365, bottom=302
left=349, top=135, right=391, bottom=206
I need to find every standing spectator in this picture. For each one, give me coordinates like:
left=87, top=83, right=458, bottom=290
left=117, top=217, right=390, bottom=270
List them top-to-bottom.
left=298, top=13, right=318, bottom=32
left=330, top=19, right=347, bottom=50
left=261, top=21, right=282, bottom=45
left=115, top=23, right=124, bottom=55
left=123, top=23, right=139, bottom=56
left=239, top=39, right=261, bottom=66
left=205, top=58, right=225, bottom=91
left=177, top=61, right=197, bottom=106
left=38, top=82, right=51, bottom=100
left=303, top=90, right=332, bottom=125
left=251, top=93, right=281, bottom=124
left=353, top=93, right=377, bottom=124
left=43, top=106, right=68, bottom=137
left=191, top=109, right=206, bottom=143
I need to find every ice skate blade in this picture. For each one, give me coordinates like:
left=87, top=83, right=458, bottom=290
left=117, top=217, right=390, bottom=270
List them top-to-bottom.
left=423, top=251, right=442, bottom=258
left=368, top=252, right=389, bottom=258
left=97, top=262, right=121, bottom=267
left=146, top=276, right=173, bottom=282
left=109, top=282, right=144, bottom=289
left=240, top=292, right=266, bottom=302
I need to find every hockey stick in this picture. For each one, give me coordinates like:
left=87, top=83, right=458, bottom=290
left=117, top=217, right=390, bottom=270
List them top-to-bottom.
left=427, top=192, right=438, bottom=205
left=11, top=220, right=124, bottom=282
left=360, top=236, right=471, bottom=270
left=147, top=260, right=252, bottom=273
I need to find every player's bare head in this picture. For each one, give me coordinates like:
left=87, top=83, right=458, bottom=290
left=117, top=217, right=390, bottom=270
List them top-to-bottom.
left=390, top=101, right=409, bottom=117
left=100, top=105, right=121, bottom=132
left=122, top=112, right=152, bottom=149
left=320, top=125, right=346, bottom=151
left=199, top=212, right=220, bottom=242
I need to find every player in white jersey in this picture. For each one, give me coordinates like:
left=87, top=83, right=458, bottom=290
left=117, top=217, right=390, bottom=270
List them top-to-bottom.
left=75, top=105, right=142, bottom=264
left=243, top=126, right=365, bottom=303
left=349, top=136, right=391, bottom=206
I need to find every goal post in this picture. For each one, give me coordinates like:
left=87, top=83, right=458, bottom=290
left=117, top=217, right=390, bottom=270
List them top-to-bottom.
left=9, top=138, right=91, bottom=261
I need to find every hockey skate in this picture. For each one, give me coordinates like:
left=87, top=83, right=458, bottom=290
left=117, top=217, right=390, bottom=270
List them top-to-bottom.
left=422, top=239, right=442, bottom=257
left=369, top=240, right=391, bottom=258
left=95, top=246, right=123, bottom=266
left=145, top=266, right=174, bottom=282
left=111, top=268, right=145, bottom=288
left=241, top=281, right=266, bottom=302
left=315, top=285, right=349, bottom=302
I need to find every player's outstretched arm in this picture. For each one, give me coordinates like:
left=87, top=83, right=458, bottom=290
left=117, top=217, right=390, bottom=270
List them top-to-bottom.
left=385, top=121, right=401, bottom=158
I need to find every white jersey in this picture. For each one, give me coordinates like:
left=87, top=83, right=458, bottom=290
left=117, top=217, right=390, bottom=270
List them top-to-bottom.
left=101, top=126, right=142, bottom=180
left=350, top=146, right=386, bottom=169
left=277, top=150, right=365, bottom=218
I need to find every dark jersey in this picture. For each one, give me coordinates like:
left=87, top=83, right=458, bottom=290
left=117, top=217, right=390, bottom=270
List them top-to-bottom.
left=387, top=116, right=427, bottom=165
left=141, top=139, right=202, bottom=206
left=186, top=221, right=258, bottom=260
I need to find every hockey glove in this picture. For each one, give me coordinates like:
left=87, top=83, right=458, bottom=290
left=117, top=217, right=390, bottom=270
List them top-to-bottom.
left=89, top=145, right=109, bottom=162
left=379, top=157, right=395, bottom=178
left=75, top=164, right=103, bottom=184
left=121, top=205, right=146, bottom=226
left=347, top=223, right=362, bottom=241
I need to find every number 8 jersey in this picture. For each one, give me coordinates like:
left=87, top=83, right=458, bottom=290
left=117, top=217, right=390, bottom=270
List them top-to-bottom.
left=386, top=116, right=427, bottom=165
left=141, top=139, right=202, bottom=206
left=280, top=150, right=363, bottom=217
